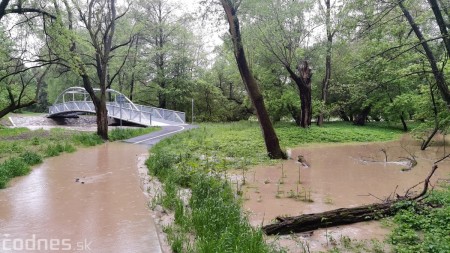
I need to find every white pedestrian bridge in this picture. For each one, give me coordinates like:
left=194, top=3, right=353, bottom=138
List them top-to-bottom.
left=48, top=87, right=185, bottom=126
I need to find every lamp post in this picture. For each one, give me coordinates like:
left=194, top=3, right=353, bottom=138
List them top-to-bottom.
left=117, top=95, right=126, bottom=128
left=191, top=98, right=194, bottom=124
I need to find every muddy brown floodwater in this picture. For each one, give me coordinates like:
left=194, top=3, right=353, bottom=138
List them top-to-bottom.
left=237, top=136, right=450, bottom=252
left=0, top=142, right=161, bottom=253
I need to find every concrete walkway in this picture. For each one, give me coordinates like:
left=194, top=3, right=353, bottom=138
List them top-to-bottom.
left=124, top=125, right=197, bottom=147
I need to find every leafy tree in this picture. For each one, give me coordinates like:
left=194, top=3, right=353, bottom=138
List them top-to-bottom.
left=0, top=0, right=55, bottom=20
left=45, top=0, right=132, bottom=139
left=132, top=0, right=199, bottom=110
left=219, top=0, right=285, bottom=159
left=244, top=0, right=314, bottom=127
left=315, top=0, right=348, bottom=126
left=398, top=0, right=450, bottom=109
left=0, top=24, right=49, bottom=117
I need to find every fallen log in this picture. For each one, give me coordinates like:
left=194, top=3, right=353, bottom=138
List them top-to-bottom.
left=263, top=164, right=439, bottom=235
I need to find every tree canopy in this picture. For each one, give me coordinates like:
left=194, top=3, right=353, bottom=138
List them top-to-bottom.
left=0, top=0, right=449, bottom=149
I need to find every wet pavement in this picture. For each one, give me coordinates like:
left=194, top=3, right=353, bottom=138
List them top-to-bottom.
left=124, top=125, right=197, bottom=147
left=0, top=142, right=161, bottom=253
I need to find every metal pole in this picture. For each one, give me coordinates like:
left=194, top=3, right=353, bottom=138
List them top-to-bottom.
left=191, top=98, right=194, bottom=124
left=120, top=101, right=123, bottom=128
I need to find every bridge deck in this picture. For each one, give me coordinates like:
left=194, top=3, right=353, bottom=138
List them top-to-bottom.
left=48, top=101, right=185, bottom=126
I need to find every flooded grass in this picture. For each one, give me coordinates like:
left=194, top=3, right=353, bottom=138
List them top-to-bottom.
left=146, top=121, right=409, bottom=252
left=150, top=121, right=404, bottom=172
left=147, top=122, right=450, bottom=252
left=0, top=126, right=160, bottom=189
left=147, top=152, right=275, bottom=252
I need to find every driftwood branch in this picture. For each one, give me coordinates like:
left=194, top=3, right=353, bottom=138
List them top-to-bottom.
left=263, top=164, right=441, bottom=235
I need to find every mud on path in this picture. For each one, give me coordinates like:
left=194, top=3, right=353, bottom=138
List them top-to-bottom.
left=236, top=136, right=450, bottom=252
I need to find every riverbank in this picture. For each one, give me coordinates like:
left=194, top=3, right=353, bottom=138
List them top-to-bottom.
left=145, top=121, right=450, bottom=252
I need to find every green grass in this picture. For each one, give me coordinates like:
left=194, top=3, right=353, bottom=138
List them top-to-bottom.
left=146, top=121, right=404, bottom=252
left=150, top=121, right=403, bottom=173
left=277, top=121, right=404, bottom=146
left=0, top=126, right=160, bottom=189
left=0, top=127, right=29, bottom=137
left=109, top=127, right=161, bottom=141
left=148, top=151, right=276, bottom=252
left=388, top=185, right=450, bottom=253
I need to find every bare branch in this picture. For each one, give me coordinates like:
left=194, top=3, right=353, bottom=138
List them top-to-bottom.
left=4, top=7, right=56, bottom=19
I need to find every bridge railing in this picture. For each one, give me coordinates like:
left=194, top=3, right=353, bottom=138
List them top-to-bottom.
left=49, top=101, right=185, bottom=126
left=49, top=101, right=95, bottom=114
left=134, top=104, right=185, bottom=123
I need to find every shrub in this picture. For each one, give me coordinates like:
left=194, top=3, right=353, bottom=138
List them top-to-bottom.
left=109, top=127, right=160, bottom=141
left=72, top=133, right=104, bottom=146
left=20, top=151, right=43, bottom=166
left=0, top=157, right=30, bottom=178
left=0, top=174, right=9, bottom=189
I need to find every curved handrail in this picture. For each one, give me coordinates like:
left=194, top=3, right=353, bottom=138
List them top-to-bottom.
left=53, top=87, right=139, bottom=111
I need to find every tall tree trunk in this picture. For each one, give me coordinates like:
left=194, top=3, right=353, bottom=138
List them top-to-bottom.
left=0, top=0, right=10, bottom=20
left=220, top=0, right=284, bottom=159
left=318, top=0, right=332, bottom=126
left=427, top=0, right=450, bottom=56
left=437, top=0, right=450, bottom=23
left=399, top=1, right=450, bottom=108
left=156, top=2, right=167, bottom=109
left=129, top=36, right=139, bottom=101
left=286, top=62, right=313, bottom=128
left=298, top=62, right=312, bottom=128
left=81, top=72, right=108, bottom=140
left=129, top=78, right=135, bottom=101
left=422, top=79, right=440, bottom=150
left=299, top=81, right=312, bottom=127
left=95, top=99, right=109, bottom=140
left=353, top=105, right=371, bottom=126
left=339, top=109, right=350, bottom=122
left=400, top=112, right=408, bottom=132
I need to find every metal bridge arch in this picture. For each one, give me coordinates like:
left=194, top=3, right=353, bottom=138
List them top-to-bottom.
left=48, top=87, right=185, bottom=126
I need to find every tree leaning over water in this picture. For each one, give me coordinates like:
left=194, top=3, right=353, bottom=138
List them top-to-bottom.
left=219, top=0, right=285, bottom=159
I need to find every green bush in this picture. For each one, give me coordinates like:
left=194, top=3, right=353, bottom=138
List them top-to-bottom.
left=109, top=127, right=161, bottom=141
left=71, top=133, right=104, bottom=146
left=31, top=137, right=40, bottom=145
left=45, top=143, right=75, bottom=157
left=20, top=151, right=43, bottom=166
left=146, top=152, right=178, bottom=180
left=0, top=157, right=30, bottom=178
left=0, top=174, right=8, bottom=188
left=190, top=174, right=270, bottom=253
left=389, top=185, right=450, bottom=253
